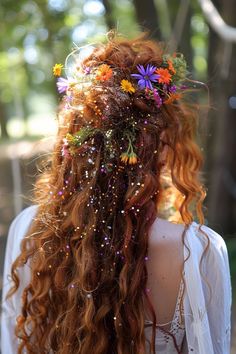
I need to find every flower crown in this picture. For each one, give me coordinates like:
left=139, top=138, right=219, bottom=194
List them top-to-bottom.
left=53, top=44, right=188, bottom=168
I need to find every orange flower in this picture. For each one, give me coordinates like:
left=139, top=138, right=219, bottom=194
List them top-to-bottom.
left=168, top=60, right=176, bottom=74
left=95, top=64, right=113, bottom=81
left=156, top=68, right=172, bottom=85
left=164, top=93, right=182, bottom=104
left=120, top=152, right=129, bottom=164
left=120, top=152, right=138, bottom=164
left=128, top=153, right=138, bottom=165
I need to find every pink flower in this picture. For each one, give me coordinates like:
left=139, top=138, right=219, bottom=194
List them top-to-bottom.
left=84, top=66, right=91, bottom=75
left=56, top=78, right=69, bottom=94
left=153, top=89, right=163, bottom=108
left=61, top=138, right=71, bottom=158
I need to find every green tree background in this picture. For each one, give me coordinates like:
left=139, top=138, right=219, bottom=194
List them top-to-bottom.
left=0, top=0, right=235, bottom=350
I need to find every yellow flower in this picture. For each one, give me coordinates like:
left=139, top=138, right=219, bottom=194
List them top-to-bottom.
left=53, top=63, right=63, bottom=76
left=120, top=79, right=136, bottom=94
left=120, top=152, right=129, bottom=164
left=128, top=153, right=138, bottom=165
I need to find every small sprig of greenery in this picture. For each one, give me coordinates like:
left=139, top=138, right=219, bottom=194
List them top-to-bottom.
left=163, top=53, right=188, bottom=85
left=66, top=127, right=102, bottom=147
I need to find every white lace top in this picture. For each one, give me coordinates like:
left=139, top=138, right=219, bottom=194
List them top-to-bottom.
left=144, top=279, right=185, bottom=354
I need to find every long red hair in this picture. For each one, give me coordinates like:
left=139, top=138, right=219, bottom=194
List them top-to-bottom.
left=7, top=34, right=205, bottom=353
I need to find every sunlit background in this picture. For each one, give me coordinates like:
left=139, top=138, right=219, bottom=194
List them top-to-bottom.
left=0, top=0, right=235, bottom=351
left=1, top=0, right=212, bottom=140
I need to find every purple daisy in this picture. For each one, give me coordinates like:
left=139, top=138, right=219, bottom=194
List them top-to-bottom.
left=131, top=64, right=160, bottom=90
left=56, top=77, right=69, bottom=94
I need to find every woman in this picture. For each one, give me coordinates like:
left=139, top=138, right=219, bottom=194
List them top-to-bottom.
left=1, top=34, right=232, bottom=354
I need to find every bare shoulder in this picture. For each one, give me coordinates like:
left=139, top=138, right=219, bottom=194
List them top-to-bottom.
left=145, top=217, right=186, bottom=323
left=146, top=217, right=186, bottom=281
left=148, top=217, right=185, bottom=250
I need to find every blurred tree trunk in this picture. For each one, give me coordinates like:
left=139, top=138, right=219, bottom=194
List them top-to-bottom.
left=102, top=0, right=116, bottom=30
left=133, top=0, right=162, bottom=40
left=205, top=0, right=221, bottom=204
left=207, top=0, right=236, bottom=235
left=166, top=1, right=193, bottom=70
left=177, top=7, right=193, bottom=71
left=0, top=17, right=9, bottom=139
left=0, top=101, right=8, bottom=139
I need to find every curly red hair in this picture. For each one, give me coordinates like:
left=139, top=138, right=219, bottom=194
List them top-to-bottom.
left=7, top=34, right=206, bottom=353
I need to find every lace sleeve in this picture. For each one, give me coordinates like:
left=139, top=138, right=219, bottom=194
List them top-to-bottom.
left=1, top=206, right=37, bottom=354
left=200, top=225, right=232, bottom=354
